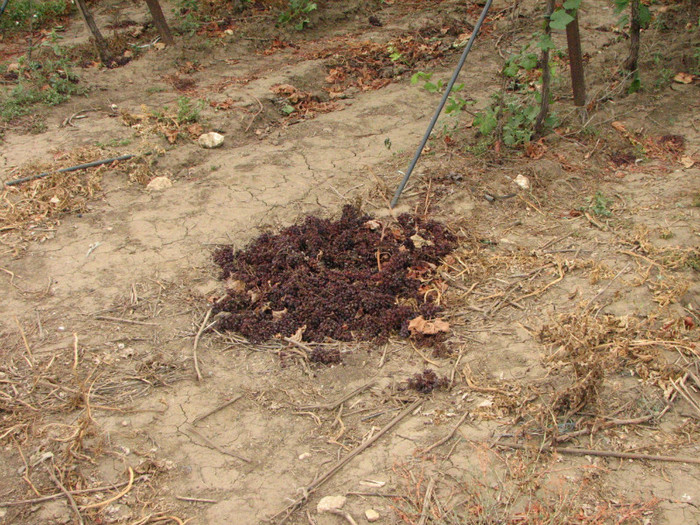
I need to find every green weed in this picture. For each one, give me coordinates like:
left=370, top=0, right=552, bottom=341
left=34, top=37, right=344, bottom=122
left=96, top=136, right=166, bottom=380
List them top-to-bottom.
left=0, top=0, right=70, bottom=33
left=277, top=0, right=317, bottom=31
left=0, top=37, right=85, bottom=122
left=472, top=41, right=558, bottom=148
left=411, top=71, right=471, bottom=115
left=146, top=85, right=168, bottom=95
left=176, top=96, right=204, bottom=124
left=96, top=138, right=133, bottom=148
left=584, top=192, right=614, bottom=217
left=688, top=255, right=700, bottom=272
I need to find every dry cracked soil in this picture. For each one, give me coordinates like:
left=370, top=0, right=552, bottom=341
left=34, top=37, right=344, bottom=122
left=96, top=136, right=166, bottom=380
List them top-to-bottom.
left=1, top=0, right=699, bottom=524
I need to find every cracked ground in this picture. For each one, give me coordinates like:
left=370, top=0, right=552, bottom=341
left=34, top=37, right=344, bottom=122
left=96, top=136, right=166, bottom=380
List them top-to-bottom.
left=1, top=0, right=700, bottom=524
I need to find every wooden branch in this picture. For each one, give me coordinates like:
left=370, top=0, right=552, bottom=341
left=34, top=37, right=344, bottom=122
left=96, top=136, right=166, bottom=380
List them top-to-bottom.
left=272, top=399, right=423, bottom=524
left=422, top=409, right=470, bottom=454
left=498, top=442, right=700, bottom=465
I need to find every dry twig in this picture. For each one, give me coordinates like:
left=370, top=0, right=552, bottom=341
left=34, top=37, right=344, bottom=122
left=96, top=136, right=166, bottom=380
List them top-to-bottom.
left=192, top=308, right=212, bottom=381
left=193, top=395, right=243, bottom=425
left=273, top=399, right=423, bottom=524
left=422, top=409, right=470, bottom=455
left=498, top=442, right=700, bottom=465
left=46, top=463, right=84, bottom=525
left=417, top=477, right=435, bottom=525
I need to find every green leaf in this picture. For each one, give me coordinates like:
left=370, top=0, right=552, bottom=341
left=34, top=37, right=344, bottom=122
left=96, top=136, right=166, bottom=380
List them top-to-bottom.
left=563, top=0, right=582, bottom=10
left=613, top=0, right=628, bottom=14
left=638, top=4, right=651, bottom=27
left=550, top=9, right=574, bottom=30
left=536, top=34, right=555, bottom=51
left=519, top=53, right=538, bottom=71
left=503, top=61, right=520, bottom=77
left=411, top=71, right=431, bottom=84
left=628, top=72, right=641, bottom=93
left=424, top=82, right=438, bottom=93
left=281, top=104, right=295, bottom=115
left=474, top=109, right=498, bottom=136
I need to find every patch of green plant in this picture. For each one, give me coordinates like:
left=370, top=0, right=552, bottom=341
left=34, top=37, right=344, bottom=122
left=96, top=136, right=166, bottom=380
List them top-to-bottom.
left=0, top=0, right=70, bottom=33
left=174, top=0, right=205, bottom=35
left=277, top=0, right=317, bottom=31
left=613, top=0, right=652, bottom=29
left=0, top=37, right=85, bottom=122
left=471, top=37, right=560, bottom=149
left=387, top=44, right=407, bottom=64
left=410, top=72, right=471, bottom=115
left=146, top=85, right=168, bottom=95
left=474, top=91, right=557, bottom=147
left=152, top=96, right=205, bottom=125
left=176, top=96, right=205, bottom=124
left=96, top=137, right=133, bottom=148
left=464, top=138, right=494, bottom=157
left=584, top=192, right=614, bottom=217
left=692, top=192, right=700, bottom=207
left=687, top=254, right=700, bottom=272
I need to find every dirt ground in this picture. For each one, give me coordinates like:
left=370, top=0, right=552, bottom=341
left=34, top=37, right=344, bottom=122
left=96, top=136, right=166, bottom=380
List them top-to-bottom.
left=1, top=0, right=699, bottom=524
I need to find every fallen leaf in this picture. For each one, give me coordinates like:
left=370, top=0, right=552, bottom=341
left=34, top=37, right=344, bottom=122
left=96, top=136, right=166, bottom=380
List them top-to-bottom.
left=673, top=72, right=694, bottom=84
left=611, top=121, right=627, bottom=133
left=187, top=123, right=204, bottom=137
left=680, top=156, right=695, bottom=168
left=410, top=233, right=432, bottom=249
left=226, top=278, right=246, bottom=293
left=272, top=308, right=288, bottom=320
left=408, top=316, right=450, bottom=335
left=289, top=325, right=306, bottom=342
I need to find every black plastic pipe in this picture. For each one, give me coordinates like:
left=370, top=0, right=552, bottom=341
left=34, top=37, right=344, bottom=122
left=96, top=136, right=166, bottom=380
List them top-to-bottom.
left=390, top=0, right=493, bottom=208
left=4, top=154, right=136, bottom=186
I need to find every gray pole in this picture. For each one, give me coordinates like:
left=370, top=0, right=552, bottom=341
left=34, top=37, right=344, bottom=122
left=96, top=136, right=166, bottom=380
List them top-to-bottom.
left=390, top=0, right=493, bottom=208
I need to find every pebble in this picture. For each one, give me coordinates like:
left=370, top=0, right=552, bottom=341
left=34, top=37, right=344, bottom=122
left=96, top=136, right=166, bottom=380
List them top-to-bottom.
left=198, top=132, right=225, bottom=149
left=514, top=173, right=530, bottom=190
left=146, top=176, right=173, bottom=191
left=317, top=495, right=346, bottom=513
left=365, top=508, right=380, bottom=522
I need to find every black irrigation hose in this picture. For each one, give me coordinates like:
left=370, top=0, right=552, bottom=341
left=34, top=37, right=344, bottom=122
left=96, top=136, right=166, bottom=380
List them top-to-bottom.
left=0, top=0, right=9, bottom=18
left=390, top=0, right=493, bottom=208
left=4, top=154, right=136, bottom=187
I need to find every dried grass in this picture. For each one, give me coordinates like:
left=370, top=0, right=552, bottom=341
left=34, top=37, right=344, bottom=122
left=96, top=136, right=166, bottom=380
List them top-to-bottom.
left=0, top=146, right=158, bottom=253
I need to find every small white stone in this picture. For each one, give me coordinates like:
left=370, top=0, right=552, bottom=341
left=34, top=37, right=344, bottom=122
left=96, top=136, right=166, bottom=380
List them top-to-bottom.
left=198, top=132, right=225, bottom=149
left=514, top=174, right=530, bottom=190
left=146, top=176, right=173, bottom=191
left=298, top=452, right=311, bottom=460
left=317, top=495, right=346, bottom=513
left=365, top=508, right=380, bottom=522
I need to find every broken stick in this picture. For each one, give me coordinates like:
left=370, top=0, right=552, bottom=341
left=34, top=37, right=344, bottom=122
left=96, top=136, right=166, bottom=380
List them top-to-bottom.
left=273, top=398, right=423, bottom=524
left=498, top=442, right=700, bottom=465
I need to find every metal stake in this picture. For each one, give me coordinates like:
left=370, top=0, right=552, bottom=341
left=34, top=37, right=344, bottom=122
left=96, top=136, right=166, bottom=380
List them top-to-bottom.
left=390, top=0, right=493, bottom=208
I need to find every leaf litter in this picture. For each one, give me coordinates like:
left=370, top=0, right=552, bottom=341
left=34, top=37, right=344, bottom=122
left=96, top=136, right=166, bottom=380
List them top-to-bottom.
left=213, top=205, right=456, bottom=343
